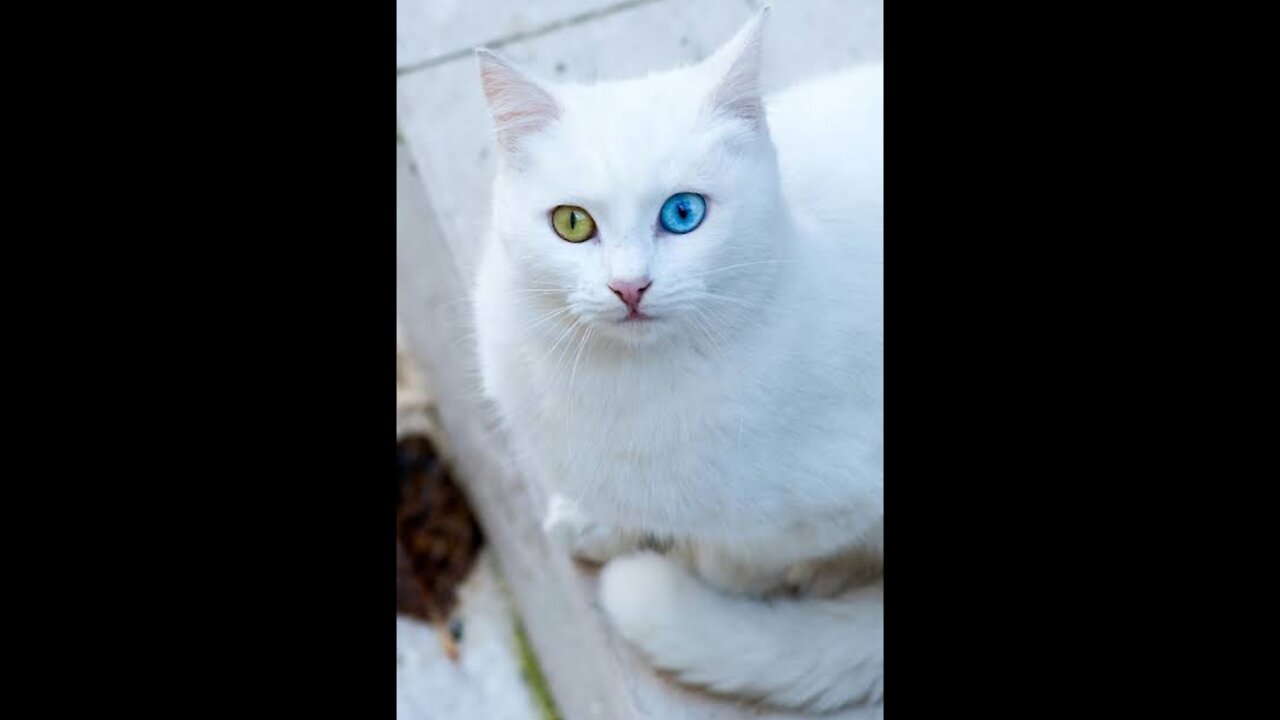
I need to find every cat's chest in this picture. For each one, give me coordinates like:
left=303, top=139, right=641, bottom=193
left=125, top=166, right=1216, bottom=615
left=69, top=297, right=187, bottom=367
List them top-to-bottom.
left=510, top=355, right=752, bottom=519
left=524, top=360, right=731, bottom=458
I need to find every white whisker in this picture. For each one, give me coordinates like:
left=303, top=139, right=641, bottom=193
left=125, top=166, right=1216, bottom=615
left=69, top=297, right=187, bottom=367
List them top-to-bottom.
left=689, top=259, right=796, bottom=279
left=699, top=292, right=769, bottom=311
left=522, top=304, right=574, bottom=333
left=541, top=317, right=582, bottom=366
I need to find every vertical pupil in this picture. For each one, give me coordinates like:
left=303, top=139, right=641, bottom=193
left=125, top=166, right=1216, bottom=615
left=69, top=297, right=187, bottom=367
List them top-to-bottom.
left=677, top=203, right=688, bottom=220
left=569, top=211, right=576, bottom=230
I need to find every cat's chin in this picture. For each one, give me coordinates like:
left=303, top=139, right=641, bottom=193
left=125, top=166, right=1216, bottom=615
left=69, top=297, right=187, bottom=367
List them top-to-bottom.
left=597, top=315, right=666, bottom=346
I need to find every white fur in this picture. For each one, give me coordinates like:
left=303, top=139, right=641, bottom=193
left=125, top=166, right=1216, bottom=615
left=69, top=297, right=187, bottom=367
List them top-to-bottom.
left=473, top=10, right=882, bottom=713
left=600, top=552, right=883, bottom=711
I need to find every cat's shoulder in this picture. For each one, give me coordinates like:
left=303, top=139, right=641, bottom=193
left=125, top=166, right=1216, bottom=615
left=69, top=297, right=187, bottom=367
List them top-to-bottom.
left=768, top=63, right=883, bottom=224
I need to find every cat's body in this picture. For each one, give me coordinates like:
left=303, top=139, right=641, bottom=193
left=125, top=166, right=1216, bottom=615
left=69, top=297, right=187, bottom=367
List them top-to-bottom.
left=473, top=11, right=883, bottom=713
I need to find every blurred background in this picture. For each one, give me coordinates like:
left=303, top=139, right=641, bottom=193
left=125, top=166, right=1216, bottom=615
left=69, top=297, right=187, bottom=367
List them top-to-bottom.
left=396, top=1, right=882, bottom=718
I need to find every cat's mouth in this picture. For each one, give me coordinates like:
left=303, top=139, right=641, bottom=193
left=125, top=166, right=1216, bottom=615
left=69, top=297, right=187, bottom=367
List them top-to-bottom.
left=619, top=310, right=656, bottom=323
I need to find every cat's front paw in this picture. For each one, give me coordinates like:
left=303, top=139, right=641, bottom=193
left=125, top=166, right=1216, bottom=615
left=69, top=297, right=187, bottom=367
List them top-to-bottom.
left=543, top=494, right=637, bottom=564
left=598, top=551, right=695, bottom=636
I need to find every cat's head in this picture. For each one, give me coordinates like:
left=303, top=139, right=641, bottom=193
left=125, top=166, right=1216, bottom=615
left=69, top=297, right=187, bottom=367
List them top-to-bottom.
left=477, top=10, right=787, bottom=348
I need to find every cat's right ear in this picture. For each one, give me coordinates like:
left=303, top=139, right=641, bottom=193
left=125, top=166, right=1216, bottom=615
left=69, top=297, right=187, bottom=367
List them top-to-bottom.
left=704, top=7, right=770, bottom=129
left=476, top=49, right=560, bottom=160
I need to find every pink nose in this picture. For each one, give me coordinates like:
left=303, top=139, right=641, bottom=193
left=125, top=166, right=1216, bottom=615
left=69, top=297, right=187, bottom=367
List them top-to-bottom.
left=608, top=278, right=652, bottom=313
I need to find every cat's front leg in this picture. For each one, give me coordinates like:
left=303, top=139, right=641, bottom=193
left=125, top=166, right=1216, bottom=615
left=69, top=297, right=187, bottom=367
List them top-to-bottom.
left=542, top=493, right=644, bottom=564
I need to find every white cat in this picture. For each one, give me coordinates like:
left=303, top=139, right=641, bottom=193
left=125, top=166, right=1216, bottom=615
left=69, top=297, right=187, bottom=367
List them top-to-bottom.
left=472, top=8, right=882, bottom=713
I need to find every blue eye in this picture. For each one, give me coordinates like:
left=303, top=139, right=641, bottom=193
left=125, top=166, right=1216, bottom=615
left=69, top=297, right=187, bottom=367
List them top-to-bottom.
left=659, top=192, right=706, bottom=234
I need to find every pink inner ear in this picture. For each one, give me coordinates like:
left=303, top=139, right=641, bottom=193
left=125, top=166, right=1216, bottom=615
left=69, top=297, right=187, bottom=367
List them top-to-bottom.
left=480, top=60, right=560, bottom=153
left=491, top=104, right=555, bottom=133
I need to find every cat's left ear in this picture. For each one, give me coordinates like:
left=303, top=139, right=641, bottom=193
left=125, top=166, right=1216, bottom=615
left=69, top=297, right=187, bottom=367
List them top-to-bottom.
left=704, top=7, right=770, bottom=127
left=476, top=49, right=560, bottom=158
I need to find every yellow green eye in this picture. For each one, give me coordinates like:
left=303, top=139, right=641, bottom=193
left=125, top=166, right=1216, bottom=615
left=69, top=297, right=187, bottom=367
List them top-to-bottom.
left=551, top=205, right=596, bottom=243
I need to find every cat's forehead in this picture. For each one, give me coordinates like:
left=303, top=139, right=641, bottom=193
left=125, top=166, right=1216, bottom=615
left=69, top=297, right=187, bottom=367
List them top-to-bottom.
left=561, top=66, right=713, bottom=126
left=523, top=68, right=729, bottom=200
